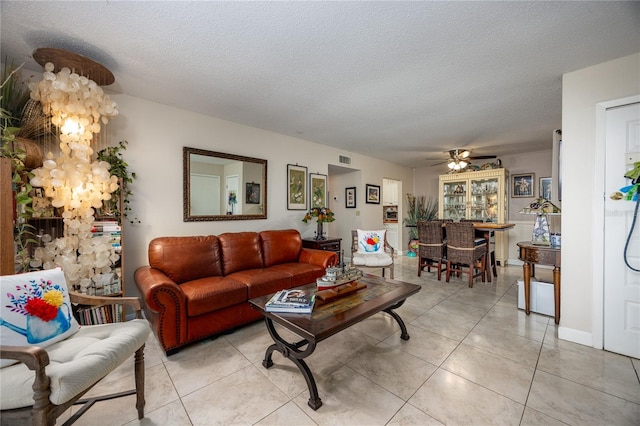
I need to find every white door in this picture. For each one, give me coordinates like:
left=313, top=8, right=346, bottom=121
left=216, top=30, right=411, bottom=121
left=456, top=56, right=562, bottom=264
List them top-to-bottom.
left=604, top=102, right=640, bottom=358
left=190, top=174, right=220, bottom=215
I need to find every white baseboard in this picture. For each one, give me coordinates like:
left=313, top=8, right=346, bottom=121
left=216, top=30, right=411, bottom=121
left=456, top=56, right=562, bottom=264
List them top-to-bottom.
left=558, top=326, right=595, bottom=348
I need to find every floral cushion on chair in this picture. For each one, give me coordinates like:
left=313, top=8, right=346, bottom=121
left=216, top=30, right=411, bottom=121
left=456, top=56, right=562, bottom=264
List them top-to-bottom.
left=357, top=229, right=386, bottom=254
left=0, top=268, right=80, bottom=367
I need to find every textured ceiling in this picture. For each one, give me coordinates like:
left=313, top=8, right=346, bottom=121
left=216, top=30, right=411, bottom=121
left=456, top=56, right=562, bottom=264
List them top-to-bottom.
left=1, top=1, right=639, bottom=168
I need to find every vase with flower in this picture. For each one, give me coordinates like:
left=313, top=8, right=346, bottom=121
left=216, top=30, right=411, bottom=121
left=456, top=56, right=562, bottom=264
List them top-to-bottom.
left=302, top=207, right=335, bottom=240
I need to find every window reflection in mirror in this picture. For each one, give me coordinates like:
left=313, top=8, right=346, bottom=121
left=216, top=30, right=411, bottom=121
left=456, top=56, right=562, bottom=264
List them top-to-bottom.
left=183, top=147, right=267, bottom=221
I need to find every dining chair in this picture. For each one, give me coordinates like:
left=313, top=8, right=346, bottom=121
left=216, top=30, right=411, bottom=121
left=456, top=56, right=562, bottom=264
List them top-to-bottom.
left=460, top=219, right=497, bottom=280
left=417, top=220, right=447, bottom=280
left=444, top=222, right=487, bottom=287
left=351, top=229, right=394, bottom=279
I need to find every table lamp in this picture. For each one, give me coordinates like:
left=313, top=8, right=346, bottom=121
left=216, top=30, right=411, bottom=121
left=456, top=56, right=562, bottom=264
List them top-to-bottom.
left=518, top=198, right=561, bottom=245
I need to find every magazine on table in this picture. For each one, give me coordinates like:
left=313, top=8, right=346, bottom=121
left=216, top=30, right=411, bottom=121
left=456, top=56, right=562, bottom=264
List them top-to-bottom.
left=265, top=289, right=316, bottom=313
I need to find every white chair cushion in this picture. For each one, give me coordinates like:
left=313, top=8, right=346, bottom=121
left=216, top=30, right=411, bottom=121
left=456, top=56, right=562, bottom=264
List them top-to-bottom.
left=353, top=253, right=393, bottom=267
left=0, top=319, right=150, bottom=410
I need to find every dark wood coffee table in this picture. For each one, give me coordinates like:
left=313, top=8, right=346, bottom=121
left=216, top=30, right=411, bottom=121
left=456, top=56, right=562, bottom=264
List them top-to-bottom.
left=249, top=274, right=421, bottom=410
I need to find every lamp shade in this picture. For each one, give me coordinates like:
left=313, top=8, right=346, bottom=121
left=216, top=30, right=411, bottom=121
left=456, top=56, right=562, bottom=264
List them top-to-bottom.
left=518, top=198, right=561, bottom=215
left=519, top=198, right=561, bottom=245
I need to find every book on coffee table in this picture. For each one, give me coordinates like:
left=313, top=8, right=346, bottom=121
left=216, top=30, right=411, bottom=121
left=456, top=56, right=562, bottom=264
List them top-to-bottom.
left=265, top=289, right=316, bottom=313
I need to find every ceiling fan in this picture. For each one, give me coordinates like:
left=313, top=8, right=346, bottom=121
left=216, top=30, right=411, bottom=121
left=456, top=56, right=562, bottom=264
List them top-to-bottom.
left=443, top=149, right=497, bottom=170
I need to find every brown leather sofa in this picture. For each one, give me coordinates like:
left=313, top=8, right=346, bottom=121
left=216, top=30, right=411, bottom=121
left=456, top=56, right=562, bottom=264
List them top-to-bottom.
left=134, top=229, right=337, bottom=355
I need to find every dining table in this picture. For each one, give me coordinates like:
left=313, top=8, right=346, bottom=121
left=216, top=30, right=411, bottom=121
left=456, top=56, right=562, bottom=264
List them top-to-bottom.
left=470, top=223, right=515, bottom=282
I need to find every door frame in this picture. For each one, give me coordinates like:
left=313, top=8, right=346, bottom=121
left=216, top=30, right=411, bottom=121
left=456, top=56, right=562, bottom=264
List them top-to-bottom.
left=592, top=94, right=640, bottom=350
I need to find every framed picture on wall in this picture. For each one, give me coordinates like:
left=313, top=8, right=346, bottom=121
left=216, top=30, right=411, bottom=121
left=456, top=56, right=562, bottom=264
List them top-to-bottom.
left=287, top=164, right=307, bottom=210
left=309, top=173, right=328, bottom=208
left=512, top=173, right=535, bottom=198
left=539, top=177, right=552, bottom=199
left=245, top=182, right=260, bottom=204
left=366, top=184, right=381, bottom=204
left=345, top=187, right=356, bottom=208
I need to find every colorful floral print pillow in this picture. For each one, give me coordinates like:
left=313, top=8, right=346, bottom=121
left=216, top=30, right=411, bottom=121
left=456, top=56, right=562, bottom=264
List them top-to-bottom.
left=357, top=229, right=386, bottom=254
left=0, top=268, right=80, bottom=367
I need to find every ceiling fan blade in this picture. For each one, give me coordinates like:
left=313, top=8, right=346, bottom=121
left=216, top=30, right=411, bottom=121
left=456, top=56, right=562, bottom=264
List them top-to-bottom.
left=468, top=155, right=497, bottom=161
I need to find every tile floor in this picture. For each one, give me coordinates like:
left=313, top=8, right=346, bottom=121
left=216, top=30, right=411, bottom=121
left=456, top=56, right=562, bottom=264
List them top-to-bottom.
left=64, top=256, right=640, bottom=425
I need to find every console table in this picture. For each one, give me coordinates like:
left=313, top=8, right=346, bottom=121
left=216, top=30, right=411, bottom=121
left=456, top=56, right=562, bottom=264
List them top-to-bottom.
left=302, top=237, right=341, bottom=254
left=517, top=241, right=561, bottom=324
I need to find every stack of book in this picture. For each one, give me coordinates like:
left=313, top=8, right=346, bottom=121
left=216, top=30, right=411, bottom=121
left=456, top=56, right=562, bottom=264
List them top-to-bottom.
left=91, top=220, right=121, bottom=254
left=265, top=289, right=315, bottom=313
left=76, top=303, right=123, bottom=325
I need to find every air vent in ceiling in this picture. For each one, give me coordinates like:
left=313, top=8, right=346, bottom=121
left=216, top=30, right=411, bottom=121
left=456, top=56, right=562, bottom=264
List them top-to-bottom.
left=339, top=155, right=351, bottom=165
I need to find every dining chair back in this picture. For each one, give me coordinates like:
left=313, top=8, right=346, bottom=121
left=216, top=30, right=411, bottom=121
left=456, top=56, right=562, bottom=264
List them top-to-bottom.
left=417, top=220, right=447, bottom=280
left=444, top=222, right=487, bottom=287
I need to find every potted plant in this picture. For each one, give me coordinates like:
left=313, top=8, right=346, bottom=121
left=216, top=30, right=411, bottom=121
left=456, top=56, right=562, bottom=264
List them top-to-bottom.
left=1, top=62, right=37, bottom=272
left=96, top=139, right=139, bottom=223
left=404, top=193, right=438, bottom=256
left=302, top=207, right=335, bottom=240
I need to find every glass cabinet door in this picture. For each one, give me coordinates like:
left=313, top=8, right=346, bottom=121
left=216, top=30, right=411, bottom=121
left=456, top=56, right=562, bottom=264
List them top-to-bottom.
left=469, top=177, right=499, bottom=221
left=442, top=180, right=467, bottom=220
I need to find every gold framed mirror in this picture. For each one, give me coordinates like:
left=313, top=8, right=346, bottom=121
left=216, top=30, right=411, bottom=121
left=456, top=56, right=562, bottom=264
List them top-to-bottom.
left=183, top=147, right=267, bottom=221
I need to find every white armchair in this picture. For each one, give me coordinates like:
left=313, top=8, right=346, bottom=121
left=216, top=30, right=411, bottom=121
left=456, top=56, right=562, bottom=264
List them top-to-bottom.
left=351, top=229, right=395, bottom=279
left=0, top=269, right=150, bottom=426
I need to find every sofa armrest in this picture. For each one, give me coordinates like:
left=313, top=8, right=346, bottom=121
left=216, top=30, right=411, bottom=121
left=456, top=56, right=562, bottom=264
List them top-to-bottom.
left=299, top=248, right=338, bottom=269
left=134, top=266, right=188, bottom=352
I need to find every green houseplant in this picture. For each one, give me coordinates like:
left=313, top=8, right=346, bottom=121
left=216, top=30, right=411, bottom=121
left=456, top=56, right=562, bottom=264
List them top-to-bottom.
left=0, top=62, right=36, bottom=271
left=96, top=139, right=139, bottom=223
left=404, top=193, right=438, bottom=255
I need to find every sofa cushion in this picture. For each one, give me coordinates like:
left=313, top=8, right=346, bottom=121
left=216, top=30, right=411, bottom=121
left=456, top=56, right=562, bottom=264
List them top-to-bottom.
left=260, top=229, right=302, bottom=267
left=219, top=232, right=263, bottom=275
left=149, top=236, right=222, bottom=284
left=268, top=263, right=325, bottom=287
left=227, top=269, right=292, bottom=299
left=179, top=277, right=248, bottom=317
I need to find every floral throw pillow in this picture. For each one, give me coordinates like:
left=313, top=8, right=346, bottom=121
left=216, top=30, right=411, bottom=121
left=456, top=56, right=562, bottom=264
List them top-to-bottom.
left=357, top=229, right=386, bottom=254
left=0, top=268, right=80, bottom=368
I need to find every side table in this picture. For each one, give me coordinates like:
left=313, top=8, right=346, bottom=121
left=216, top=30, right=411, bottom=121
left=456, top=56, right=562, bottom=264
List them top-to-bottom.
left=302, top=237, right=341, bottom=255
left=517, top=241, right=561, bottom=324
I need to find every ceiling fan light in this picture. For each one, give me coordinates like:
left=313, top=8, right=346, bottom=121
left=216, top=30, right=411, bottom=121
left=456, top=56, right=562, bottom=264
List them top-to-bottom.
left=459, top=160, right=468, bottom=168
left=448, top=161, right=456, bottom=169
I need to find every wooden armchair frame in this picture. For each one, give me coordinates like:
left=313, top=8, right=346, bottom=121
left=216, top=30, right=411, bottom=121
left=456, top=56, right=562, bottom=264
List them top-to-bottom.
left=0, top=293, right=147, bottom=426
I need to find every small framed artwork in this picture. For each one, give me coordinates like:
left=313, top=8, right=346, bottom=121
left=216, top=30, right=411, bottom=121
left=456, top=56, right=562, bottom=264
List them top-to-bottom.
left=287, top=164, right=307, bottom=210
left=309, top=173, right=328, bottom=208
left=512, top=173, right=535, bottom=198
left=539, top=177, right=552, bottom=200
left=245, top=182, right=260, bottom=204
left=366, top=184, right=381, bottom=204
left=345, top=187, right=356, bottom=208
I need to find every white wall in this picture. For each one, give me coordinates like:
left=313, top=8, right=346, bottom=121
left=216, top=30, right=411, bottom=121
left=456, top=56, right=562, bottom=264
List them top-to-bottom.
left=561, top=52, right=640, bottom=346
left=105, top=94, right=412, bottom=297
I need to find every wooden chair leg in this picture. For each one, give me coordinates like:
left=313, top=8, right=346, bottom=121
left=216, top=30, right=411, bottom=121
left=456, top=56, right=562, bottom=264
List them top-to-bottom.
left=491, top=251, right=498, bottom=277
left=481, top=254, right=486, bottom=283
left=436, top=260, right=442, bottom=281
left=445, top=260, right=451, bottom=282
left=468, top=263, right=474, bottom=288
left=134, top=344, right=146, bottom=420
